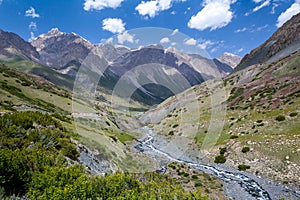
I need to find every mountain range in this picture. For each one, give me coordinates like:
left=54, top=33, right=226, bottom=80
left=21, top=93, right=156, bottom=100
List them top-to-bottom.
left=0, top=27, right=241, bottom=105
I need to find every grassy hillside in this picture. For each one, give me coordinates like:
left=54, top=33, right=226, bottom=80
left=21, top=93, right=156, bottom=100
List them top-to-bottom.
left=142, top=51, right=300, bottom=185
left=3, top=59, right=74, bottom=89
left=0, top=62, right=226, bottom=199
left=0, top=111, right=218, bottom=200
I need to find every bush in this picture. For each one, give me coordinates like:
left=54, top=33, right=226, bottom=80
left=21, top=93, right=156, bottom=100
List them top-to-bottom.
left=289, top=112, right=297, bottom=117
left=275, top=115, right=285, bottom=121
left=172, top=124, right=179, bottom=128
left=168, top=130, right=174, bottom=136
left=230, top=135, right=239, bottom=139
left=241, top=146, right=250, bottom=153
left=219, top=147, right=227, bottom=155
left=214, top=155, right=226, bottom=163
left=238, top=164, right=250, bottom=171
left=183, top=172, right=189, bottom=177
left=191, top=175, right=198, bottom=179
left=194, top=182, right=203, bottom=187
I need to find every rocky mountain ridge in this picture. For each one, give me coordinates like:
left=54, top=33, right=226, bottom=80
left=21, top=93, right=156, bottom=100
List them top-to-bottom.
left=236, top=12, right=300, bottom=71
left=0, top=28, right=240, bottom=105
left=31, top=28, right=95, bottom=70
left=0, top=29, right=39, bottom=61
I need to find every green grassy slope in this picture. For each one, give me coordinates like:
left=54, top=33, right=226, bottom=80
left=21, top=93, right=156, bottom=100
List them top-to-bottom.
left=142, top=51, right=300, bottom=185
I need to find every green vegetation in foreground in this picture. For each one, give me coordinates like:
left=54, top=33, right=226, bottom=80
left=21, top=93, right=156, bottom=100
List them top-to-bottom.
left=0, top=111, right=210, bottom=199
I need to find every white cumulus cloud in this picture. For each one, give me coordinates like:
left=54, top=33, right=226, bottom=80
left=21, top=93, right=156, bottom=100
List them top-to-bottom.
left=83, top=0, right=124, bottom=11
left=135, top=0, right=185, bottom=18
left=188, top=0, right=235, bottom=31
left=276, top=0, right=300, bottom=28
left=135, top=1, right=159, bottom=18
left=25, top=7, right=40, bottom=18
left=102, top=18, right=125, bottom=34
left=117, top=31, right=135, bottom=44
left=160, top=37, right=170, bottom=43
left=184, top=38, right=197, bottom=46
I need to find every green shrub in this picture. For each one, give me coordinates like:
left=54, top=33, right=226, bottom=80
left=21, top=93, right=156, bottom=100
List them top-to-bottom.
left=289, top=112, right=297, bottom=117
left=275, top=115, right=285, bottom=121
left=172, top=124, right=179, bottom=128
left=230, top=135, right=239, bottom=139
left=241, top=146, right=250, bottom=153
left=219, top=147, right=227, bottom=155
left=214, top=155, right=226, bottom=163
left=238, top=164, right=250, bottom=171
left=183, top=172, right=189, bottom=177
left=191, top=175, right=198, bottom=179
left=194, top=182, right=203, bottom=187
left=204, top=188, right=210, bottom=193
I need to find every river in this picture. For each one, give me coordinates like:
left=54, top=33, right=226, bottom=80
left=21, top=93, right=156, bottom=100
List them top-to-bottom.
left=133, top=126, right=300, bottom=200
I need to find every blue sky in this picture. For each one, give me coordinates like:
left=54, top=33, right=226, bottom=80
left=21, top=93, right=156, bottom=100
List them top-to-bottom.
left=0, top=0, right=299, bottom=58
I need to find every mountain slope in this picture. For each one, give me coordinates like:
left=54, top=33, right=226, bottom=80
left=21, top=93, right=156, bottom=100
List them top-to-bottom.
left=236, top=12, right=300, bottom=71
left=140, top=15, right=300, bottom=185
left=31, top=28, right=95, bottom=70
left=0, top=29, right=39, bottom=61
left=141, top=49, right=300, bottom=185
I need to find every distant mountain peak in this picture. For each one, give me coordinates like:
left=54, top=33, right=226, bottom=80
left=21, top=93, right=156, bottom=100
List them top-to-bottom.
left=42, top=28, right=65, bottom=38
left=30, top=29, right=94, bottom=67
left=216, top=52, right=241, bottom=69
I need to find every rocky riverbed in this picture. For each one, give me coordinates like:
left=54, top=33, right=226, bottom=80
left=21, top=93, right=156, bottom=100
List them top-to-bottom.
left=133, top=126, right=300, bottom=200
